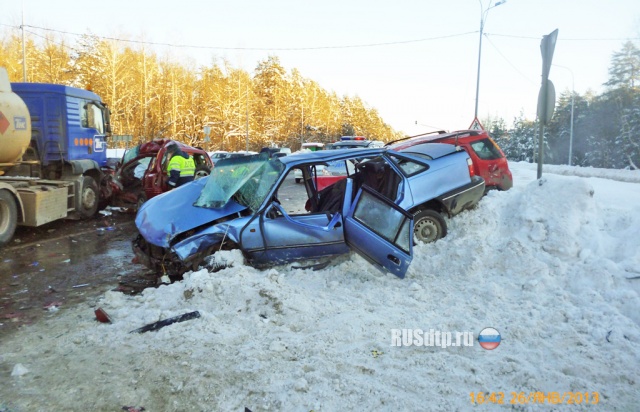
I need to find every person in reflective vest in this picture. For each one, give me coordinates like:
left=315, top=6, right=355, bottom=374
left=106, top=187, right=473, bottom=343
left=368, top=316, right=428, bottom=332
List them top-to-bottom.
left=167, top=150, right=195, bottom=188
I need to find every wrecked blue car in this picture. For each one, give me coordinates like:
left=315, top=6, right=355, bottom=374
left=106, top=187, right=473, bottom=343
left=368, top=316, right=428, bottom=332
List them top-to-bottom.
left=133, top=144, right=484, bottom=279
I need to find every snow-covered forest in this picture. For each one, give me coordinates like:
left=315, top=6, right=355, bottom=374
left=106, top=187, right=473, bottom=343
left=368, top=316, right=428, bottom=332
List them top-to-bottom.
left=2, top=29, right=639, bottom=169
left=0, top=34, right=402, bottom=151
left=488, top=41, right=640, bottom=170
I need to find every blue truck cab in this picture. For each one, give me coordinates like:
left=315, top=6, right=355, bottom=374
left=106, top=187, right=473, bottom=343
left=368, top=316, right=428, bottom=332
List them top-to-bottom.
left=9, top=82, right=112, bottom=217
left=10, top=83, right=111, bottom=170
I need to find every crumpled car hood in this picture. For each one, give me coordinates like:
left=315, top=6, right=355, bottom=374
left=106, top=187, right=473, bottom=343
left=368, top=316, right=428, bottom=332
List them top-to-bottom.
left=135, top=178, right=248, bottom=248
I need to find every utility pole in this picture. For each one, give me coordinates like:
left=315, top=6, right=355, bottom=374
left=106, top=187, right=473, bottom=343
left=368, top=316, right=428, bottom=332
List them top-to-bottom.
left=474, top=0, right=506, bottom=119
left=21, top=4, right=27, bottom=81
left=553, top=65, right=575, bottom=166
left=245, top=81, right=249, bottom=152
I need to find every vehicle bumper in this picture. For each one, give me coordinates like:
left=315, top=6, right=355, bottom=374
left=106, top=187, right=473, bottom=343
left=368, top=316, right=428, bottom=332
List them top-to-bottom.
left=499, top=173, right=513, bottom=191
left=438, top=176, right=485, bottom=215
left=132, top=234, right=191, bottom=276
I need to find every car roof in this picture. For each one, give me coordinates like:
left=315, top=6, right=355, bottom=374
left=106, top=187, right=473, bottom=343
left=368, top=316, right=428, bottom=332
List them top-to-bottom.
left=387, top=129, right=490, bottom=151
left=138, top=138, right=208, bottom=155
left=332, top=140, right=372, bottom=146
left=396, top=142, right=460, bottom=158
left=280, top=143, right=458, bottom=165
left=281, top=148, right=386, bottom=165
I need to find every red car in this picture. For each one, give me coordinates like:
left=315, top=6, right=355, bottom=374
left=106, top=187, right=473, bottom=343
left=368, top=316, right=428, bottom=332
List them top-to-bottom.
left=387, top=130, right=513, bottom=191
left=109, top=139, right=213, bottom=210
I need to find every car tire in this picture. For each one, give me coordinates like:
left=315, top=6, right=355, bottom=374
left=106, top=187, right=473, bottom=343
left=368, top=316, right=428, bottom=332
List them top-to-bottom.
left=194, top=164, right=211, bottom=180
left=78, top=176, right=99, bottom=218
left=295, top=178, right=301, bottom=184
left=0, top=190, right=18, bottom=246
left=136, top=192, right=148, bottom=212
left=413, top=209, right=447, bottom=244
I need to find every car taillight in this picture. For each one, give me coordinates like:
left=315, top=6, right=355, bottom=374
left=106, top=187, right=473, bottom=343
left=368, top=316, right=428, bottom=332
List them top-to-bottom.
left=467, top=158, right=475, bottom=177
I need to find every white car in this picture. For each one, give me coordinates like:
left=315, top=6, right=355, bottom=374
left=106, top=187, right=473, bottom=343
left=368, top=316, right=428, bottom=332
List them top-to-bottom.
left=208, top=151, right=229, bottom=164
left=294, top=164, right=325, bottom=183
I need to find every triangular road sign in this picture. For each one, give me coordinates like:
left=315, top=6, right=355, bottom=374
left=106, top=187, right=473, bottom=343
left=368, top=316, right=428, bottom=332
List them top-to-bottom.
left=469, top=117, right=485, bottom=131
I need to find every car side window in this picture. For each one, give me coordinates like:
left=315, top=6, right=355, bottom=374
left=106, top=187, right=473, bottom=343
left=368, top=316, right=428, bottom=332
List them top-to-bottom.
left=193, top=153, right=208, bottom=167
left=387, top=154, right=429, bottom=176
left=352, top=156, right=402, bottom=202
left=324, top=160, right=356, bottom=176
left=275, top=167, right=317, bottom=215
left=352, top=188, right=411, bottom=253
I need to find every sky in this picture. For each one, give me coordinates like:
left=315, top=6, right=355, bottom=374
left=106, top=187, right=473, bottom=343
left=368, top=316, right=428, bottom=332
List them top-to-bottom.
left=3, top=0, right=640, bottom=136
left=1, top=161, right=639, bottom=409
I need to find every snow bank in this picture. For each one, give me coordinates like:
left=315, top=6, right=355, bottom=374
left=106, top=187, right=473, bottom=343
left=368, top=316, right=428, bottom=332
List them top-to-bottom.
left=515, top=161, right=640, bottom=183
left=0, top=165, right=638, bottom=411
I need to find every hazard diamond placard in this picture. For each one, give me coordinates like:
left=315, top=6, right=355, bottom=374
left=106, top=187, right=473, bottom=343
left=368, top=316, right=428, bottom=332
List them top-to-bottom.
left=0, top=111, right=9, bottom=134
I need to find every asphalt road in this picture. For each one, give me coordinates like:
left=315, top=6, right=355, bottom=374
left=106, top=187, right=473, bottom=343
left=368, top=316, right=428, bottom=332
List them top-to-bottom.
left=0, top=174, right=309, bottom=341
left=0, top=209, right=146, bottom=340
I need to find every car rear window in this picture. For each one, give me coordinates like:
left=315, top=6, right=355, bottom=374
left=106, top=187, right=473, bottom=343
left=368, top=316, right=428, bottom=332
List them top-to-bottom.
left=470, top=138, right=504, bottom=160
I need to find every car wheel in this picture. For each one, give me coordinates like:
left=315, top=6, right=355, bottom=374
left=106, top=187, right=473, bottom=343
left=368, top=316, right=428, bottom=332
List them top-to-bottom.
left=194, top=165, right=211, bottom=180
left=78, top=176, right=99, bottom=218
left=295, top=178, right=301, bottom=184
left=0, top=190, right=18, bottom=246
left=136, top=192, right=148, bottom=212
left=413, top=209, right=447, bottom=244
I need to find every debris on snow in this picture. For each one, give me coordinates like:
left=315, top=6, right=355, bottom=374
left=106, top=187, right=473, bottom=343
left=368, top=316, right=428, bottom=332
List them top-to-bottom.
left=129, top=311, right=201, bottom=333
left=11, top=364, right=29, bottom=377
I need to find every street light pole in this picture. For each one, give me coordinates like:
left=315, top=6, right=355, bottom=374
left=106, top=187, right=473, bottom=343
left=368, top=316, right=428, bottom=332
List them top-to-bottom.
left=474, top=0, right=505, bottom=119
left=21, top=4, right=27, bottom=81
left=553, top=64, right=575, bottom=166
left=246, top=81, right=249, bottom=153
left=568, top=85, right=575, bottom=166
left=415, top=121, right=444, bottom=132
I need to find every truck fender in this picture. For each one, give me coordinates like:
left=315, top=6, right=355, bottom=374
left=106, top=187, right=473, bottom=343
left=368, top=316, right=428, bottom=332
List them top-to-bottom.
left=69, top=159, right=103, bottom=176
left=59, top=165, right=103, bottom=218
left=0, top=184, right=25, bottom=223
left=0, top=185, right=25, bottom=246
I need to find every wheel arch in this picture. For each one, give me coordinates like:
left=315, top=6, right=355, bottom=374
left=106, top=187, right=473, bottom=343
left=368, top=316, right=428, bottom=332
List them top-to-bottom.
left=0, top=185, right=25, bottom=224
left=408, top=198, right=448, bottom=217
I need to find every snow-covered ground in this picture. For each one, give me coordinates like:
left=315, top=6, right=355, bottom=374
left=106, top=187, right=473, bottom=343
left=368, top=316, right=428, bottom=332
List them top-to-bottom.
left=1, top=162, right=639, bottom=411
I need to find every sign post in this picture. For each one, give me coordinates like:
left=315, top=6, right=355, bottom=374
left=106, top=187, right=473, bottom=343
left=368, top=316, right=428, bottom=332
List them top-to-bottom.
left=536, top=29, right=558, bottom=179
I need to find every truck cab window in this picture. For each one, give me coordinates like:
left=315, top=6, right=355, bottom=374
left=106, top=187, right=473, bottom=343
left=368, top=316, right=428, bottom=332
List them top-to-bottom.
left=82, top=103, right=105, bottom=134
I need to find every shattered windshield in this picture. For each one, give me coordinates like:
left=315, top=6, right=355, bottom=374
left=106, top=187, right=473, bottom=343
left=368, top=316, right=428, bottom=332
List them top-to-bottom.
left=122, top=145, right=141, bottom=165
left=195, top=153, right=285, bottom=211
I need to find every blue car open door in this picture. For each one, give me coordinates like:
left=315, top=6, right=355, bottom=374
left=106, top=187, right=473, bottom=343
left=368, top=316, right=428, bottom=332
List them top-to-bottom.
left=344, top=184, right=413, bottom=278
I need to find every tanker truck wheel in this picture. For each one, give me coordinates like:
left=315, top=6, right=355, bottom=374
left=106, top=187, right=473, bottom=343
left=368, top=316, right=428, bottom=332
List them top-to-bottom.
left=78, top=176, right=99, bottom=218
left=0, top=190, right=18, bottom=246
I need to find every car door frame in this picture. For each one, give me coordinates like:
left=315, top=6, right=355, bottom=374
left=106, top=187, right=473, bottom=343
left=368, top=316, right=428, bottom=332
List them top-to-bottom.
left=343, top=179, right=414, bottom=278
left=241, top=202, right=349, bottom=265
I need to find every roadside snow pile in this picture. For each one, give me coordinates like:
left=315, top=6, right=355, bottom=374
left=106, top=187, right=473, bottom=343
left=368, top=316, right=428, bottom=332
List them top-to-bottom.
left=515, top=161, right=640, bottom=183
left=1, top=171, right=638, bottom=411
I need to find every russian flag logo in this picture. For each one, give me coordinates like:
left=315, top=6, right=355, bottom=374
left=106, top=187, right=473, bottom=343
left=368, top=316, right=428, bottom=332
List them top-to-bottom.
left=478, top=327, right=501, bottom=350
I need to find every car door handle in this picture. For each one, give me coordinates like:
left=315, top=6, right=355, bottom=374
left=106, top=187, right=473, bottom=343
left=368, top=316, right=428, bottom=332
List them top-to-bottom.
left=387, top=254, right=400, bottom=265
